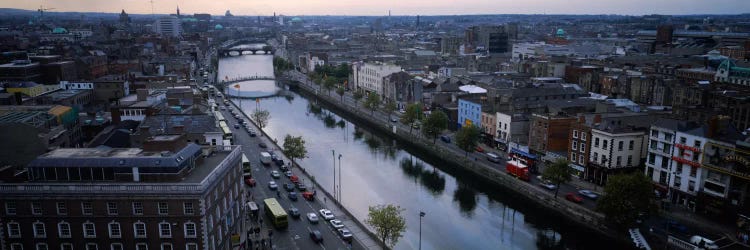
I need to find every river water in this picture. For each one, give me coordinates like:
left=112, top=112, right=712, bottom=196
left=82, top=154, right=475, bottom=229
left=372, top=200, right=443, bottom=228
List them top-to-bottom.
left=219, top=51, right=609, bottom=250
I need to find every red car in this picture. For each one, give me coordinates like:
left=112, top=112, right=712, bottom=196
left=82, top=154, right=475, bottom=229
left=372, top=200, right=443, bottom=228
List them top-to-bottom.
left=475, top=146, right=484, bottom=152
left=244, top=178, right=256, bottom=187
left=565, top=193, right=583, bottom=203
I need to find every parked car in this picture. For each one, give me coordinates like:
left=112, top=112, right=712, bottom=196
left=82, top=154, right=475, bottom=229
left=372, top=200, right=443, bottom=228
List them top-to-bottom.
left=390, top=116, right=398, bottom=123
left=233, top=124, right=241, bottom=129
left=248, top=130, right=257, bottom=137
left=440, top=135, right=451, bottom=143
left=258, top=142, right=268, bottom=148
left=475, top=146, right=484, bottom=152
left=486, top=153, right=502, bottom=163
left=279, top=164, right=289, bottom=171
left=270, top=170, right=280, bottom=179
left=284, top=171, right=293, bottom=178
left=244, top=178, right=256, bottom=187
left=538, top=180, right=557, bottom=190
left=268, top=181, right=278, bottom=190
left=284, top=183, right=295, bottom=192
left=296, top=183, right=307, bottom=191
left=577, top=189, right=598, bottom=200
left=288, top=192, right=298, bottom=201
left=565, top=193, right=583, bottom=203
left=288, top=207, right=300, bottom=219
left=319, top=209, right=335, bottom=220
left=307, top=213, right=319, bottom=224
left=329, top=219, right=344, bottom=229
left=338, top=228, right=353, bottom=242
left=309, top=230, right=323, bottom=243
left=690, top=235, right=719, bottom=249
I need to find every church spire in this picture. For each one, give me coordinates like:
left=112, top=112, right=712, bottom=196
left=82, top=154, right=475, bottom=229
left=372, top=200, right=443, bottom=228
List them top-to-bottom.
left=176, top=5, right=180, bottom=17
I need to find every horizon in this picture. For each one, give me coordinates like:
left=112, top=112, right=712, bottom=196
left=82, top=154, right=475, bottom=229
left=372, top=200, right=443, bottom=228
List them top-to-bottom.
left=1, top=0, right=749, bottom=16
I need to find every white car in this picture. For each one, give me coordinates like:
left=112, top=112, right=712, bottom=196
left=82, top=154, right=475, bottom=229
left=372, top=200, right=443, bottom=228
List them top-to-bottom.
left=319, top=209, right=335, bottom=220
left=307, top=213, right=319, bottom=224
left=329, top=219, right=344, bottom=229
left=690, top=235, right=718, bottom=249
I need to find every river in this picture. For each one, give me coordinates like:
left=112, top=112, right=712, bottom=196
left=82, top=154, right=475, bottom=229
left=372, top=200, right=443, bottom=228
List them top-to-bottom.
left=219, top=49, right=609, bottom=250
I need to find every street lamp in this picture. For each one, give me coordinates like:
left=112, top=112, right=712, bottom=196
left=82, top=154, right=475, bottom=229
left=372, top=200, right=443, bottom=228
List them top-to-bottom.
left=332, top=149, right=337, bottom=201
left=338, top=154, right=342, bottom=204
left=419, top=211, right=426, bottom=250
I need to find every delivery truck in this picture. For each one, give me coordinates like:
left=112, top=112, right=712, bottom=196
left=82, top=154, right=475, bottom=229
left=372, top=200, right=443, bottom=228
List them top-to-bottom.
left=506, top=160, right=530, bottom=181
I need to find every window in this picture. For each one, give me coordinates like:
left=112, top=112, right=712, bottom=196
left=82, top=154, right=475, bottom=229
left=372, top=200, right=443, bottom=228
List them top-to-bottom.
left=651, top=129, right=658, bottom=137
left=573, top=130, right=578, bottom=138
left=581, top=133, right=586, bottom=141
left=594, top=137, right=600, bottom=147
left=679, top=137, right=687, bottom=144
left=650, top=139, right=657, bottom=150
left=602, top=140, right=608, bottom=150
left=629, top=140, right=634, bottom=150
left=572, top=141, right=578, bottom=150
left=618, top=141, right=624, bottom=151
left=694, top=141, right=702, bottom=149
left=580, top=143, right=586, bottom=152
left=571, top=152, right=577, bottom=161
left=593, top=152, right=598, bottom=161
left=648, top=153, right=656, bottom=164
left=579, top=154, right=585, bottom=165
left=627, top=155, right=633, bottom=166
left=616, top=156, right=622, bottom=167
left=690, top=166, right=698, bottom=177
left=688, top=180, right=696, bottom=192
left=5, top=201, right=17, bottom=215
left=31, top=201, right=42, bottom=215
left=57, top=202, right=67, bottom=215
left=82, top=202, right=93, bottom=215
left=107, top=202, right=118, bottom=215
left=132, top=202, right=143, bottom=215
left=158, top=202, right=168, bottom=215
left=183, top=202, right=195, bottom=214
left=33, top=221, right=46, bottom=238
left=58, top=221, right=71, bottom=238
left=83, top=221, right=96, bottom=238
left=109, top=221, right=121, bottom=238
left=7, top=222, right=21, bottom=237
left=134, top=222, right=146, bottom=238
left=159, top=222, right=172, bottom=238
left=184, top=222, right=197, bottom=238
left=10, top=243, right=23, bottom=250
left=36, top=243, right=48, bottom=250
left=86, top=243, right=98, bottom=250
left=110, top=243, right=123, bottom=250
left=161, top=243, right=173, bottom=250
left=61, top=244, right=73, bottom=250
left=136, top=244, right=148, bottom=250
left=186, top=244, right=198, bottom=250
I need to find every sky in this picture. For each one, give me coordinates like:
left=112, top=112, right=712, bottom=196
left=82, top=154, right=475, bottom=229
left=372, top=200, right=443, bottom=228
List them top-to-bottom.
left=3, top=0, right=750, bottom=16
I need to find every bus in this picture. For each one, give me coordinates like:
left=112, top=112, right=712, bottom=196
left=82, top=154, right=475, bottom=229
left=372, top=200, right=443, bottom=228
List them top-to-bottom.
left=214, top=111, right=226, bottom=123
left=219, top=121, right=232, bottom=142
left=241, top=153, right=251, bottom=171
left=263, top=198, right=288, bottom=228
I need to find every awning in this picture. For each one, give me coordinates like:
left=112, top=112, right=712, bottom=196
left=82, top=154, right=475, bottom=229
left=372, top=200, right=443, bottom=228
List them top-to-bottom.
left=511, top=148, right=537, bottom=159
left=569, top=164, right=585, bottom=172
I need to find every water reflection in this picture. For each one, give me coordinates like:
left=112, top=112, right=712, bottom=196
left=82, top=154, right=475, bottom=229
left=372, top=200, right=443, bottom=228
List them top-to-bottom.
left=399, top=158, right=446, bottom=195
left=453, top=183, right=478, bottom=217
left=536, top=229, right=563, bottom=250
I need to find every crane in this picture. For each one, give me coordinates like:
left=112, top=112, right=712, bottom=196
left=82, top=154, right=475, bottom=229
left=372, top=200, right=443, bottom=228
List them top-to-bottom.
left=37, top=5, right=55, bottom=18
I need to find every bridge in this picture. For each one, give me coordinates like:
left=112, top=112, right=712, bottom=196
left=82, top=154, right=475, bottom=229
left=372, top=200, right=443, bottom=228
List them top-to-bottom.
left=218, top=38, right=275, bottom=57
left=219, top=75, right=276, bottom=85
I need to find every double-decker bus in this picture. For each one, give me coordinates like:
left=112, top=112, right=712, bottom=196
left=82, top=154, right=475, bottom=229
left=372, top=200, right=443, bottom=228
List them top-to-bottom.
left=263, top=198, right=288, bottom=228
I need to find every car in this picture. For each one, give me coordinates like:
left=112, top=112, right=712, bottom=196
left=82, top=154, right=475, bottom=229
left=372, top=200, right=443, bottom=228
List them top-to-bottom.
left=398, top=109, right=405, bottom=114
left=390, top=116, right=398, bottom=123
left=412, top=122, right=420, bottom=129
left=234, top=124, right=241, bottom=129
left=248, top=130, right=257, bottom=137
left=440, top=135, right=451, bottom=143
left=258, top=142, right=268, bottom=148
left=475, top=146, right=484, bottom=152
left=486, top=153, right=502, bottom=163
left=274, top=159, right=285, bottom=167
left=279, top=164, right=289, bottom=171
left=270, top=170, right=280, bottom=179
left=284, top=171, right=293, bottom=178
left=290, top=175, right=300, bottom=183
left=244, top=178, right=256, bottom=187
left=538, top=180, right=557, bottom=190
left=268, top=181, right=278, bottom=190
left=283, top=183, right=295, bottom=192
left=296, top=183, right=307, bottom=191
left=577, top=189, right=599, bottom=200
left=303, top=191, right=316, bottom=201
left=288, top=192, right=298, bottom=201
left=565, top=193, right=583, bottom=203
left=288, top=207, right=301, bottom=219
left=319, top=209, right=335, bottom=220
left=307, top=213, right=319, bottom=223
left=329, top=219, right=344, bottom=229
left=666, top=220, right=688, bottom=233
left=338, top=228, right=353, bottom=242
left=309, top=230, right=323, bottom=243
left=690, top=235, right=719, bottom=249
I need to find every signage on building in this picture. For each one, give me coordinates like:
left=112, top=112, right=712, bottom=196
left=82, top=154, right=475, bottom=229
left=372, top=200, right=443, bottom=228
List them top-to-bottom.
left=723, top=155, right=750, bottom=167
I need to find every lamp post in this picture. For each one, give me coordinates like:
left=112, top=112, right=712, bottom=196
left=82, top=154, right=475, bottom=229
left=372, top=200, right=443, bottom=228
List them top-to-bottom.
left=332, top=149, right=337, bottom=201
left=338, top=154, right=342, bottom=204
left=419, top=211, right=426, bottom=250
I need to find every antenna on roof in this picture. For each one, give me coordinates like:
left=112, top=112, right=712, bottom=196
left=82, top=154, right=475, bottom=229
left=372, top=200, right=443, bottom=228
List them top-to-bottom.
left=149, top=0, right=155, bottom=17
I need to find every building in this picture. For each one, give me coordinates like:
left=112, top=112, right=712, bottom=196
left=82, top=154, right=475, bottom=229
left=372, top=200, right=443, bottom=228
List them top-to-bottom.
left=154, top=16, right=182, bottom=37
left=464, top=25, right=516, bottom=55
left=440, top=36, right=462, bottom=55
left=298, top=52, right=328, bottom=74
left=715, top=59, right=750, bottom=87
left=0, top=60, right=41, bottom=82
left=351, top=61, right=402, bottom=96
left=382, top=71, right=418, bottom=107
left=92, top=76, right=131, bottom=103
left=4, top=82, right=46, bottom=98
left=36, top=89, right=93, bottom=111
left=457, top=97, right=486, bottom=129
left=0, top=105, right=81, bottom=167
left=481, top=111, right=497, bottom=142
left=495, top=112, right=530, bottom=151
left=131, top=114, right=224, bottom=149
left=528, top=114, right=577, bottom=157
left=568, top=116, right=593, bottom=178
left=587, top=120, right=648, bottom=185
left=0, top=139, right=244, bottom=250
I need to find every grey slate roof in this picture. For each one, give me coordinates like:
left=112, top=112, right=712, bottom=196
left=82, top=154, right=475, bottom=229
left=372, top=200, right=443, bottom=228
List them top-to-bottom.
left=139, top=114, right=219, bottom=135
left=27, top=143, right=201, bottom=169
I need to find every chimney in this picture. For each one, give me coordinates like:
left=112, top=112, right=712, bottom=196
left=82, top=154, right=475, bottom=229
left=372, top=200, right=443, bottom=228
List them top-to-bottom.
left=593, top=114, right=602, bottom=125
left=579, top=115, right=585, bottom=123
left=707, top=116, right=719, bottom=138
left=173, top=125, right=185, bottom=134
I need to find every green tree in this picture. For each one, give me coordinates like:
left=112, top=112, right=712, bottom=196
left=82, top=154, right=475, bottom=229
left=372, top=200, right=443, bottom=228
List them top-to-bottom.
left=312, top=76, right=322, bottom=86
left=323, top=77, right=337, bottom=96
left=336, top=86, right=346, bottom=102
left=353, top=90, right=364, bottom=107
left=364, top=92, right=381, bottom=115
left=384, top=100, right=397, bottom=120
left=401, top=103, right=423, bottom=134
left=251, top=109, right=270, bottom=130
left=421, top=111, right=448, bottom=143
left=455, top=125, right=480, bottom=157
left=282, top=134, right=308, bottom=164
left=541, top=159, right=573, bottom=198
left=596, top=173, right=657, bottom=230
left=365, top=204, right=407, bottom=249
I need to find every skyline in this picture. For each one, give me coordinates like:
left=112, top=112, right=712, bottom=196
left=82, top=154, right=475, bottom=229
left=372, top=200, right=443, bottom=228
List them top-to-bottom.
left=1, top=0, right=749, bottom=16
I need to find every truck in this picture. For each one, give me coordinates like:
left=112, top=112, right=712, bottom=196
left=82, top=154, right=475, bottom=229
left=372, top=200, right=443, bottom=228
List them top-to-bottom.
left=260, top=152, right=272, bottom=166
left=506, top=160, right=530, bottom=181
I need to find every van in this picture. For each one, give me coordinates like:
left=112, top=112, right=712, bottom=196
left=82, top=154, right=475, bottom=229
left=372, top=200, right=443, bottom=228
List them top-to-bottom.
left=440, top=135, right=451, bottom=143
left=260, top=152, right=272, bottom=165
left=486, top=153, right=502, bottom=163
left=246, top=201, right=259, bottom=218
left=690, top=235, right=718, bottom=249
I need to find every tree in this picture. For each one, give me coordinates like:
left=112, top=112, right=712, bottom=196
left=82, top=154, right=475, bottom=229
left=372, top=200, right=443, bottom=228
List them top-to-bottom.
left=323, top=76, right=337, bottom=96
left=336, top=86, right=345, bottom=102
left=353, top=90, right=364, bottom=107
left=364, top=92, right=381, bottom=115
left=384, top=100, right=397, bottom=119
left=401, top=103, right=423, bottom=134
left=251, top=109, right=270, bottom=130
left=421, top=111, right=448, bottom=143
left=455, top=125, right=480, bottom=157
left=282, top=134, right=308, bottom=164
left=541, top=159, right=573, bottom=198
left=596, top=173, right=657, bottom=230
left=365, top=204, right=407, bottom=248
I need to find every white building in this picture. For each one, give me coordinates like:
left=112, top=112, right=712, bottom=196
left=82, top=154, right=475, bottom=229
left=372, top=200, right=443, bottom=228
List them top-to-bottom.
left=154, top=16, right=182, bottom=37
left=351, top=61, right=402, bottom=96
left=60, top=81, right=94, bottom=90
left=495, top=112, right=530, bottom=151
left=589, top=126, right=647, bottom=171
left=666, top=129, right=709, bottom=210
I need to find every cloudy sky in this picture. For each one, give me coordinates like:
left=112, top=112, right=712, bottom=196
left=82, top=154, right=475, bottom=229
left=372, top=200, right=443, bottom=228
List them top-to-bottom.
left=4, top=0, right=749, bottom=16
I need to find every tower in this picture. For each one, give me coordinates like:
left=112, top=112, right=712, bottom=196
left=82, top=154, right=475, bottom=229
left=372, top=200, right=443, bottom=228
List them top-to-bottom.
left=176, top=5, right=180, bottom=17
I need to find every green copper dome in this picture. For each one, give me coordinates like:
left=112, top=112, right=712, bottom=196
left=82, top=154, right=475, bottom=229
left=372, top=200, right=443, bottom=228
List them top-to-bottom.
left=52, top=27, right=68, bottom=34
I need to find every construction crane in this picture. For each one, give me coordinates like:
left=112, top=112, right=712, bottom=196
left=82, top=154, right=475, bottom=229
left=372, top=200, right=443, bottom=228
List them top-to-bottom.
left=37, top=5, right=55, bottom=18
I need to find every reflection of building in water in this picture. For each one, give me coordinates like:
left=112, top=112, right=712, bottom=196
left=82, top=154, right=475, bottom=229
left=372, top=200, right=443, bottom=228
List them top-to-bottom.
left=224, top=80, right=280, bottom=99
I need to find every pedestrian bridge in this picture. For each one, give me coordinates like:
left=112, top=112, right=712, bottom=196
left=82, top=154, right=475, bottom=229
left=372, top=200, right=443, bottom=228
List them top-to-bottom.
left=220, top=76, right=276, bottom=85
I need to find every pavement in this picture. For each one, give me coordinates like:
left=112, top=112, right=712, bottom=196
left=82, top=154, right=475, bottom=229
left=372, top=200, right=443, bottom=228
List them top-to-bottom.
left=284, top=69, right=748, bottom=248
left=216, top=94, right=381, bottom=250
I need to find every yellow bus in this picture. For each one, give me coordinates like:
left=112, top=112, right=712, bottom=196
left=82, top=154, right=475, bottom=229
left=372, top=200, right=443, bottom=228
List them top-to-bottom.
left=219, top=121, right=232, bottom=141
left=263, top=198, right=288, bottom=228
